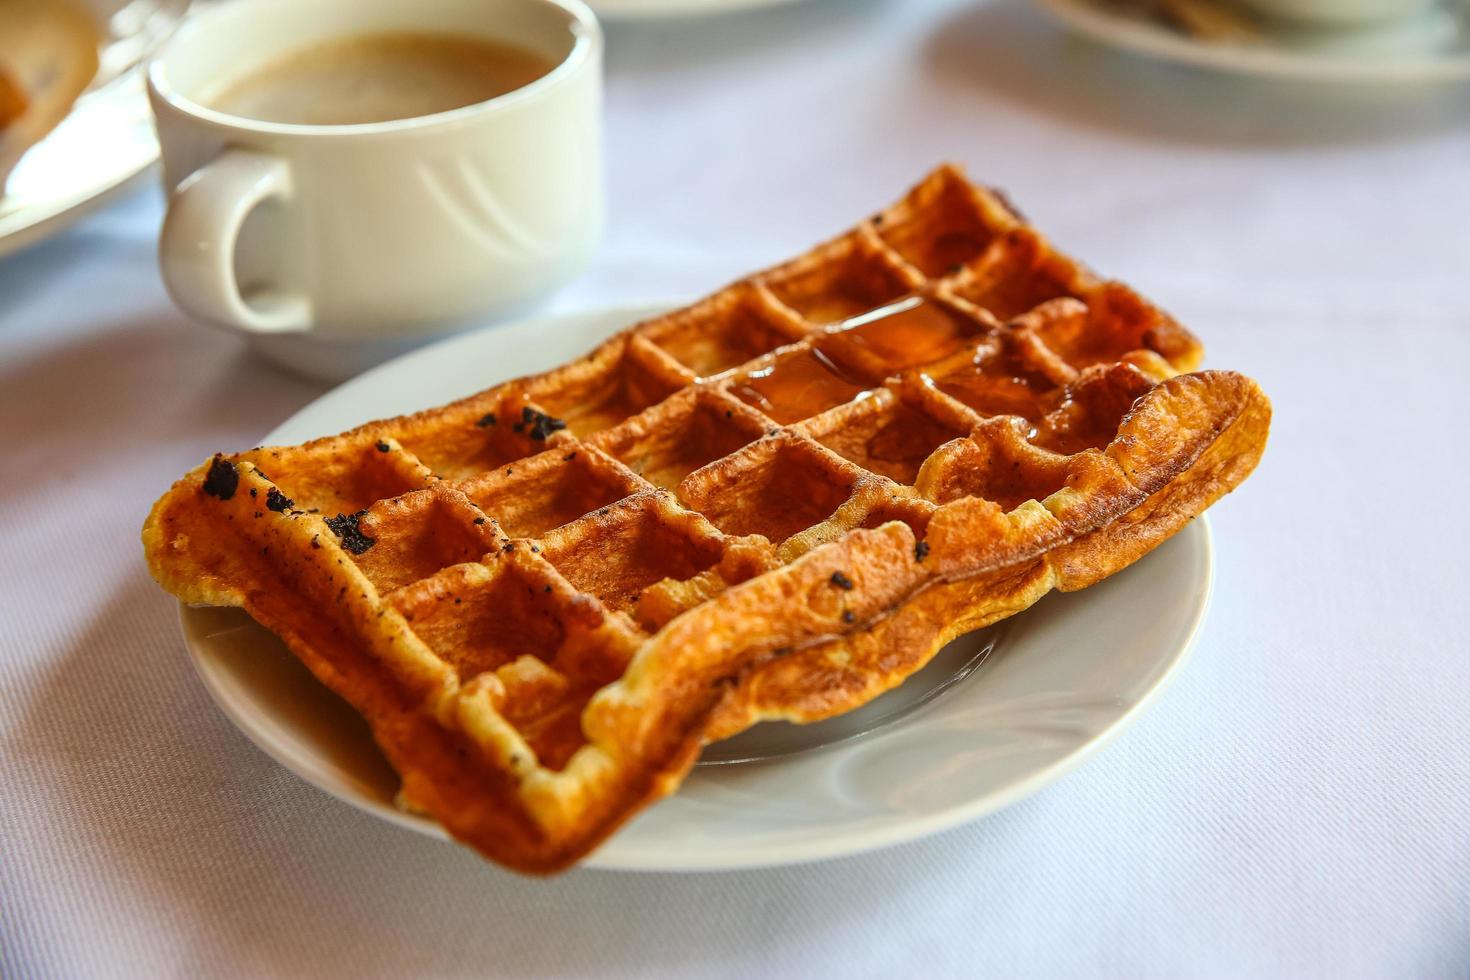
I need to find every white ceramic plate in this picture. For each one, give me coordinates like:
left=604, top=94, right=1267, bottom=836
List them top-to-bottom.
left=0, top=0, right=189, bottom=260
left=590, top=0, right=810, bottom=20
left=1036, top=0, right=1470, bottom=83
left=179, top=305, right=1215, bottom=871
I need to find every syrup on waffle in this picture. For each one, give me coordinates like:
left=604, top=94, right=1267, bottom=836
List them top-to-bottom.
left=144, top=165, right=1270, bottom=873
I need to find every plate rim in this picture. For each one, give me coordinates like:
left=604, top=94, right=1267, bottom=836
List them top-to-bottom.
left=591, top=0, right=810, bottom=20
left=1035, top=0, right=1470, bottom=83
left=0, top=156, right=155, bottom=260
left=178, top=303, right=1217, bottom=873
left=590, top=520, right=1214, bottom=871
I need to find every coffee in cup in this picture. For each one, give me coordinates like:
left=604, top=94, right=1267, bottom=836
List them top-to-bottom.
left=201, top=32, right=556, bottom=127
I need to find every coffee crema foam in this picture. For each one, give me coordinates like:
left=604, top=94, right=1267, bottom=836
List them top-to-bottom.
left=203, top=31, right=555, bottom=126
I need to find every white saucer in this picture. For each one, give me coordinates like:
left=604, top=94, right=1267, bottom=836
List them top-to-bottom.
left=0, top=0, right=189, bottom=260
left=590, top=0, right=810, bottom=20
left=1036, top=0, right=1470, bottom=82
left=179, top=305, right=1216, bottom=872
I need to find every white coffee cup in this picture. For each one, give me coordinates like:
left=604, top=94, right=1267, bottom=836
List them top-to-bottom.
left=148, top=0, right=602, bottom=380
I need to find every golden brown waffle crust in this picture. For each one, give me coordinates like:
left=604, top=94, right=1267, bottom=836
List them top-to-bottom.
left=144, top=165, right=1270, bottom=874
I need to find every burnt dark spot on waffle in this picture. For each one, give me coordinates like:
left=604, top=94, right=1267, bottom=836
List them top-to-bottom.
left=871, top=213, right=884, bottom=226
left=948, top=263, right=963, bottom=275
left=522, top=406, right=567, bottom=441
left=476, top=413, right=497, bottom=428
left=376, top=441, right=391, bottom=452
left=564, top=452, right=577, bottom=461
left=202, top=455, right=238, bottom=500
left=505, top=468, right=514, bottom=476
left=249, top=488, right=258, bottom=498
left=266, top=488, right=294, bottom=513
left=253, top=511, right=263, bottom=519
left=325, top=511, right=376, bottom=554
left=473, top=517, right=486, bottom=525
left=310, top=536, right=321, bottom=550
left=914, top=541, right=930, bottom=562
left=502, top=542, right=516, bottom=552
left=530, top=545, right=540, bottom=553
left=830, top=571, right=855, bottom=590
left=543, top=585, right=552, bottom=593
left=842, top=610, right=856, bottom=624
left=773, top=646, right=793, bottom=657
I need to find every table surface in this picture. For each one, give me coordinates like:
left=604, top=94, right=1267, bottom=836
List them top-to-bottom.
left=4, top=1, right=1468, bottom=976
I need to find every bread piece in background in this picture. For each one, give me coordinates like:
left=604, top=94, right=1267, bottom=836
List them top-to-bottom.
left=0, top=0, right=100, bottom=196
left=1103, top=0, right=1260, bottom=41
left=1159, top=0, right=1259, bottom=40
left=0, top=68, right=28, bottom=127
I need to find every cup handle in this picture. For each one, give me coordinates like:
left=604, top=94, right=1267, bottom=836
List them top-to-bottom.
left=159, top=148, right=311, bottom=334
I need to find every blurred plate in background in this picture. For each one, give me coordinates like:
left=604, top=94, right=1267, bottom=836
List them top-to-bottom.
left=0, top=0, right=189, bottom=259
left=590, top=0, right=812, bottom=20
left=1036, top=0, right=1470, bottom=82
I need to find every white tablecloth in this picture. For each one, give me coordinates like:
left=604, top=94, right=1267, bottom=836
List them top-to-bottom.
left=4, top=1, right=1468, bottom=976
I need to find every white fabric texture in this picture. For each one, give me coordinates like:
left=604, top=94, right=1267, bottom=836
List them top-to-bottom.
left=3, top=1, right=1468, bottom=976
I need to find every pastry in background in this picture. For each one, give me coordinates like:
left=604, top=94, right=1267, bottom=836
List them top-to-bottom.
left=0, top=0, right=100, bottom=196
left=1103, top=0, right=1261, bottom=41
left=1159, top=0, right=1259, bottom=39
left=0, top=68, right=27, bottom=127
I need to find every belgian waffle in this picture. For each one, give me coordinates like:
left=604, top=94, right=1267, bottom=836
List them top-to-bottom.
left=144, top=166, right=1270, bottom=874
